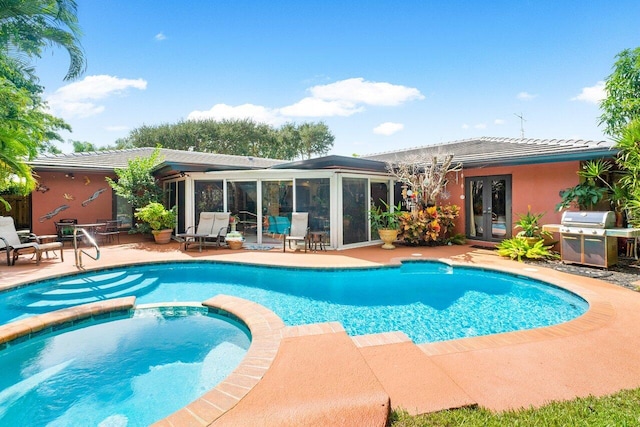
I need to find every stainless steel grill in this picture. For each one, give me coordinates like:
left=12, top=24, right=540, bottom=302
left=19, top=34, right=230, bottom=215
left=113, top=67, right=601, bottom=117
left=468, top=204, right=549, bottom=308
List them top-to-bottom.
left=559, top=211, right=617, bottom=267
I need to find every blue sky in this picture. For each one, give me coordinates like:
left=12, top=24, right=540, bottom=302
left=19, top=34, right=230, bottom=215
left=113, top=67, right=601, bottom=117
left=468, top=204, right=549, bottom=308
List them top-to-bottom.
left=36, top=1, right=640, bottom=156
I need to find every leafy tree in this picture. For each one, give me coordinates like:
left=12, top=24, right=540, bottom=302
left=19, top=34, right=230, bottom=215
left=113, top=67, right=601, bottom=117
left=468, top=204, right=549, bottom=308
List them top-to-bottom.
left=0, top=0, right=86, bottom=81
left=0, top=0, right=85, bottom=208
left=599, top=47, right=640, bottom=137
left=0, top=76, right=70, bottom=208
left=116, top=119, right=335, bottom=160
left=614, top=119, right=640, bottom=226
left=71, top=140, right=97, bottom=152
left=105, top=148, right=164, bottom=210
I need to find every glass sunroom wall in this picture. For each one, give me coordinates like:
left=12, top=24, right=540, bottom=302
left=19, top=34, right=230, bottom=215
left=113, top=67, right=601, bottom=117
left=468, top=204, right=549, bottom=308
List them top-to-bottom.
left=342, top=177, right=368, bottom=245
left=296, top=178, right=331, bottom=246
left=194, top=180, right=225, bottom=220
left=262, top=180, right=293, bottom=243
left=227, top=181, right=258, bottom=243
left=370, top=181, right=390, bottom=240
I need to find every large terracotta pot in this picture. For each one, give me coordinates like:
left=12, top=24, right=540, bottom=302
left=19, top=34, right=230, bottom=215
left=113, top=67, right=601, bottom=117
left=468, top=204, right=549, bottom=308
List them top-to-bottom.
left=152, top=229, right=173, bottom=244
left=378, top=229, right=399, bottom=250
left=227, top=240, right=243, bottom=250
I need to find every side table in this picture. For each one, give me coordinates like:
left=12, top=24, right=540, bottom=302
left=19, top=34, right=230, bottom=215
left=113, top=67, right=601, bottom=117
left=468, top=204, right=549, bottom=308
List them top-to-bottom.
left=308, top=231, right=327, bottom=252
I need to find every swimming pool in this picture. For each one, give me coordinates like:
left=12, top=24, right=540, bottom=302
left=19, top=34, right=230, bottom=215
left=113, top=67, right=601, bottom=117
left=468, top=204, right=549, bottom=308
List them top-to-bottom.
left=0, top=260, right=588, bottom=344
left=0, top=305, right=250, bottom=426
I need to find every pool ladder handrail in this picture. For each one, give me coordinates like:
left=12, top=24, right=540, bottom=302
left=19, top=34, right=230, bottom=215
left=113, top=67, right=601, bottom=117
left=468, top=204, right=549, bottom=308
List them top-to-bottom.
left=73, top=227, right=100, bottom=269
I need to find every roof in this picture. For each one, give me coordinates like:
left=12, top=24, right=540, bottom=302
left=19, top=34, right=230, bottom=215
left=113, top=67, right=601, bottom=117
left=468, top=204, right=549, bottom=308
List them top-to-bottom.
left=362, top=137, right=617, bottom=167
left=29, top=147, right=287, bottom=175
left=271, top=155, right=387, bottom=172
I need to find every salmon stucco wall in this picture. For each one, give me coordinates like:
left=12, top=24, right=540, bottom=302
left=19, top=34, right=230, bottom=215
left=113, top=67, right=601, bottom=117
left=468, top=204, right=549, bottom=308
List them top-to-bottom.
left=443, top=161, right=581, bottom=237
left=31, top=172, right=115, bottom=235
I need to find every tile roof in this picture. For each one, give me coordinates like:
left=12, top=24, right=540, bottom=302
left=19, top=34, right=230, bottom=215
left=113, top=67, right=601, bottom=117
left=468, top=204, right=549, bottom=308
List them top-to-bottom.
left=362, top=137, right=617, bottom=167
left=29, top=147, right=286, bottom=172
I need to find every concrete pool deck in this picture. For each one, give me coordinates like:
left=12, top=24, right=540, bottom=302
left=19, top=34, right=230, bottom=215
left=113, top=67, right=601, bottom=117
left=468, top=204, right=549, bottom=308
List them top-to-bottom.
left=2, top=235, right=640, bottom=426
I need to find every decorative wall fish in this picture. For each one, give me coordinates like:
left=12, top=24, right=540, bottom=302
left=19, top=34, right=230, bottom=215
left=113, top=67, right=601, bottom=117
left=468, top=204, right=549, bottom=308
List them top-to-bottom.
left=81, top=188, right=107, bottom=207
left=38, top=205, right=70, bottom=222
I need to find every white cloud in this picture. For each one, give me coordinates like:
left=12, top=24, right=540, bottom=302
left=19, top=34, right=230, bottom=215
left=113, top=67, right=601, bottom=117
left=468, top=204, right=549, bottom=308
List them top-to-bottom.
left=155, top=32, right=166, bottom=41
left=47, top=75, right=147, bottom=119
left=188, top=77, right=423, bottom=122
left=309, top=77, right=424, bottom=106
left=571, top=81, right=605, bottom=104
left=517, top=91, right=538, bottom=101
left=279, top=97, right=362, bottom=117
left=187, top=103, right=283, bottom=125
left=494, top=119, right=505, bottom=125
left=373, top=122, right=404, bottom=136
left=474, top=123, right=487, bottom=129
left=462, top=124, right=469, bottom=129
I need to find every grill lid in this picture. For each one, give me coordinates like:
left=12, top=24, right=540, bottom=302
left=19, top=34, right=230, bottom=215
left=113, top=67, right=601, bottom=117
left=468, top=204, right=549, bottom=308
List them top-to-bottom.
left=560, top=211, right=616, bottom=229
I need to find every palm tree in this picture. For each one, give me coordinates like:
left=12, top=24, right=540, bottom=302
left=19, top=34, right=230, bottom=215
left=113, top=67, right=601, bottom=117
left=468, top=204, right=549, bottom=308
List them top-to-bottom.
left=0, top=0, right=86, bottom=80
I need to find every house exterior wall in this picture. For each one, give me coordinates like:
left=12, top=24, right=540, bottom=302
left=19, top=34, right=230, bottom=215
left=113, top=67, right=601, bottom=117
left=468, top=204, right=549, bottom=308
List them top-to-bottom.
left=444, top=160, right=581, bottom=238
left=31, top=171, right=115, bottom=235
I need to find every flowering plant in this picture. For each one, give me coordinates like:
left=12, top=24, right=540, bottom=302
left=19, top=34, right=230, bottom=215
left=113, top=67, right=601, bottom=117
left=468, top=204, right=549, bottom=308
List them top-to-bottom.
left=225, top=231, right=243, bottom=242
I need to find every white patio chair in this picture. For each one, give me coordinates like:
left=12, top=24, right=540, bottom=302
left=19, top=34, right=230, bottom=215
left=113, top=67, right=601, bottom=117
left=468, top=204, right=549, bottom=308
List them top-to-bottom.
left=176, top=212, right=216, bottom=252
left=283, top=212, right=309, bottom=252
left=0, top=216, right=64, bottom=265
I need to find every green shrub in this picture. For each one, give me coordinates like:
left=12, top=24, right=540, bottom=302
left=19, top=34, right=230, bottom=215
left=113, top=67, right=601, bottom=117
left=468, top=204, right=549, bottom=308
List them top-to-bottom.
left=496, top=237, right=558, bottom=262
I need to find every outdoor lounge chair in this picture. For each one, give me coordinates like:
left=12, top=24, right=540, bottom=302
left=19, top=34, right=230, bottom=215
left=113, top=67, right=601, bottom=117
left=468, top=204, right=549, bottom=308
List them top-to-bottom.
left=177, top=212, right=230, bottom=251
left=283, top=212, right=309, bottom=252
left=0, top=216, right=64, bottom=265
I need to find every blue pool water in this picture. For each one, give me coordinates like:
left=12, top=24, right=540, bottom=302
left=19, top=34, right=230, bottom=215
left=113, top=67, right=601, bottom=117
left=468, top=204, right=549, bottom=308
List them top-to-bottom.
left=0, top=261, right=588, bottom=344
left=0, top=307, right=250, bottom=426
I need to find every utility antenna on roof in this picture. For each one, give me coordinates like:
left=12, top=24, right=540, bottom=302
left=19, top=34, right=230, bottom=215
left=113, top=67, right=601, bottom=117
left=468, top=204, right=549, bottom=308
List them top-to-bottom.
left=514, top=113, right=526, bottom=139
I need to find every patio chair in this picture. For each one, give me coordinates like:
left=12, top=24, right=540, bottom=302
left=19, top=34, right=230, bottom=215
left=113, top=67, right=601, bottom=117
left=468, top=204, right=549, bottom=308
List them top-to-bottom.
left=177, top=212, right=230, bottom=251
left=283, top=212, right=309, bottom=252
left=0, top=216, right=64, bottom=265
left=55, top=218, right=78, bottom=246
left=96, top=219, right=121, bottom=244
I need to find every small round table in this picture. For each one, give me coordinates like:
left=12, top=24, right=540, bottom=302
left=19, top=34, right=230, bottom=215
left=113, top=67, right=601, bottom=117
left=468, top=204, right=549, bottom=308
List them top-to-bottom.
left=308, top=231, right=327, bottom=252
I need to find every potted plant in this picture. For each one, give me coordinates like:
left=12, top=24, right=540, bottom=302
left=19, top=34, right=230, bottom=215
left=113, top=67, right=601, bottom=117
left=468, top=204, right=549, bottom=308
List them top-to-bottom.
left=369, top=201, right=403, bottom=249
left=134, top=202, right=177, bottom=244
left=515, top=207, right=551, bottom=245
left=229, top=214, right=240, bottom=232
left=225, top=231, right=244, bottom=250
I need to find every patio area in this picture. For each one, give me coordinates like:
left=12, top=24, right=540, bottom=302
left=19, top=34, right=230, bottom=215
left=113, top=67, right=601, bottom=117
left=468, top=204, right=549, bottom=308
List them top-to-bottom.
left=2, top=235, right=640, bottom=426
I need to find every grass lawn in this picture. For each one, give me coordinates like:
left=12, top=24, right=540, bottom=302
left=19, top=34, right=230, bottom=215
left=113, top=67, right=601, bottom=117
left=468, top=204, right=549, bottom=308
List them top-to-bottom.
left=390, top=387, right=640, bottom=426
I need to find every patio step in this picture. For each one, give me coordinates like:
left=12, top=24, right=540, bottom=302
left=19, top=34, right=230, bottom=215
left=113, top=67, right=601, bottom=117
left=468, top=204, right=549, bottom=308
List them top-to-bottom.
left=213, top=327, right=390, bottom=426
left=356, top=336, right=477, bottom=415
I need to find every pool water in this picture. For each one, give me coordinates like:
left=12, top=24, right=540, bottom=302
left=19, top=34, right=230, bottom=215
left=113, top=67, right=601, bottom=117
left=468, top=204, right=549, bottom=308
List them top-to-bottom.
left=0, top=261, right=588, bottom=344
left=0, top=307, right=250, bottom=426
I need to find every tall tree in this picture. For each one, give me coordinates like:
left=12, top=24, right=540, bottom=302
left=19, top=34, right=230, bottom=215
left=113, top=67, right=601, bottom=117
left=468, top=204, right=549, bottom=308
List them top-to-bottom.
left=0, top=0, right=86, bottom=80
left=0, top=0, right=84, bottom=208
left=599, top=47, right=640, bottom=137
left=117, top=119, right=335, bottom=160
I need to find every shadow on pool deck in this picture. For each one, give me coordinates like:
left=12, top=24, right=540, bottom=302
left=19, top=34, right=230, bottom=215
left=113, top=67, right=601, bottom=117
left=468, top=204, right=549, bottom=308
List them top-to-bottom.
left=2, top=235, right=640, bottom=426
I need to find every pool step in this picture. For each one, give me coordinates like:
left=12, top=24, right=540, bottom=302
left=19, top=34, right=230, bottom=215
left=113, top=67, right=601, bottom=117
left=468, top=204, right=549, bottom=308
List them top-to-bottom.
left=33, top=274, right=146, bottom=300
left=22, top=279, right=159, bottom=314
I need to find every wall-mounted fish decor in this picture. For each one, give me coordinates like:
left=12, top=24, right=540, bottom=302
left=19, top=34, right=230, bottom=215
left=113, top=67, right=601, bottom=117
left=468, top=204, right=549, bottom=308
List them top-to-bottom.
left=84, top=176, right=91, bottom=185
left=36, top=184, right=50, bottom=193
left=81, top=188, right=107, bottom=207
left=63, top=193, right=75, bottom=200
left=38, top=205, right=70, bottom=222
